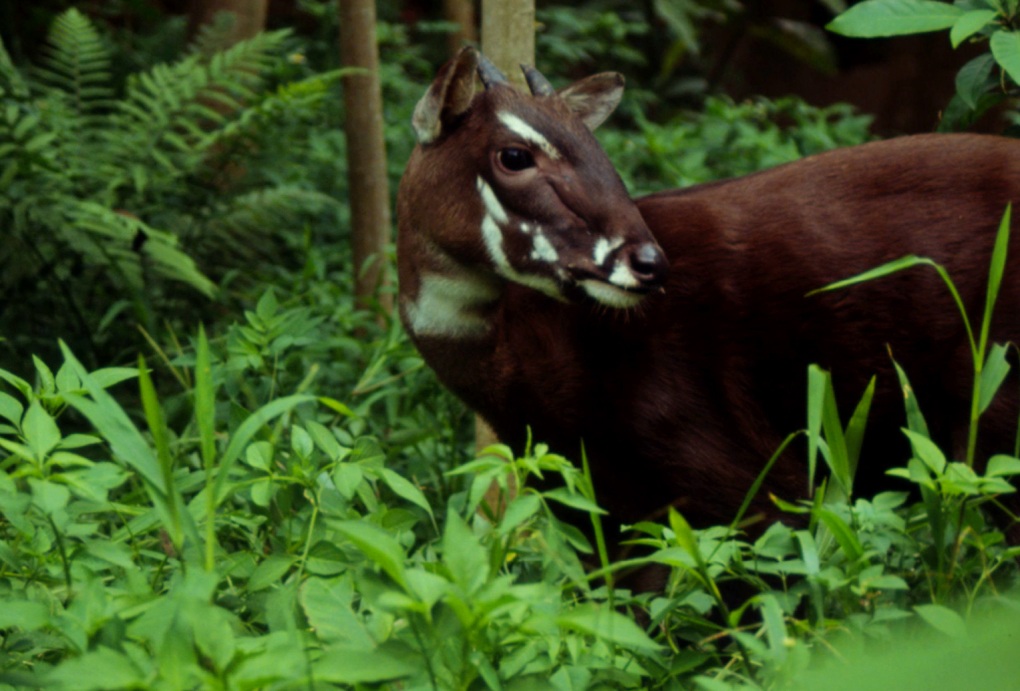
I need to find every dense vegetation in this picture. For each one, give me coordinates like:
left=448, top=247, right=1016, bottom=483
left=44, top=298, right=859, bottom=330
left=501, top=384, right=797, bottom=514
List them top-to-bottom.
left=2, top=2, right=1020, bottom=689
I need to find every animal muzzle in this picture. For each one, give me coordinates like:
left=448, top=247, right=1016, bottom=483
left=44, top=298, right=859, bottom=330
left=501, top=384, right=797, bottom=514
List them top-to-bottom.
left=571, top=239, right=669, bottom=308
left=619, top=242, right=669, bottom=293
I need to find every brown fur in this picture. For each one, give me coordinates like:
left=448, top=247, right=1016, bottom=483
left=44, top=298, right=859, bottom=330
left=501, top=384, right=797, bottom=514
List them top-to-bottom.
left=398, top=53, right=1020, bottom=548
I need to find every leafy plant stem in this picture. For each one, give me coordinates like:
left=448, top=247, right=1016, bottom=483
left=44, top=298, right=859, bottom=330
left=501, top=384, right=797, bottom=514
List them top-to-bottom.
left=47, top=515, right=72, bottom=597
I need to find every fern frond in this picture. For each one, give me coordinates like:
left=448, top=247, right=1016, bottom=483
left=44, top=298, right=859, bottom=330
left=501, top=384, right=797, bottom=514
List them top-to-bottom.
left=34, top=8, right=114, bottom=117
left=111, top=30, right=289, bottom=175
left=0, top=34, right=29, bottom=100
left=197, top=187, right=341, bottom=267
left=65, top=201, right=216, bottom=297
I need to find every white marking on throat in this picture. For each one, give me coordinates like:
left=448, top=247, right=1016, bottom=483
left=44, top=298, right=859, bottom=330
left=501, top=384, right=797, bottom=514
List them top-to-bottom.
left=497, top=112, right=561, bottom=160
left=403, top=271, right=499, bottom=338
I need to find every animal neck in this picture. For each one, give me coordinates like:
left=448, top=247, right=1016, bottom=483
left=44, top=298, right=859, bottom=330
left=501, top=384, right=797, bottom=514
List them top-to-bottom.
left=398, top=238, right=504, bottom=342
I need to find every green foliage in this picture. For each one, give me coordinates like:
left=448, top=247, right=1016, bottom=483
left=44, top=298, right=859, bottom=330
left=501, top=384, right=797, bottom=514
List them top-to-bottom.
left=828, top=0, right=1020, bottom=131
left=0, top=9, right=342, bottom=369
left=600, top=95, right=873, bottom=194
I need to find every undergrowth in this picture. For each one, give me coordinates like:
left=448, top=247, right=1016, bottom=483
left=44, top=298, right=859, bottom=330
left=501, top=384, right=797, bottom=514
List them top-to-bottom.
left=4, top=6, right=1020, bottom=690
left=3, top=209, right=1020, bottom=688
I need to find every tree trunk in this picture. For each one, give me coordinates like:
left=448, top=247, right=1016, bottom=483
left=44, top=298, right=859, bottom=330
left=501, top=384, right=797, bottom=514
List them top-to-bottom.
left=187, top=0, right=268, bottom=42
left=338, top=0, right=393, bottom=313
left=443, top=0, right=478, bottom=56
left=475, top=0, right=534, bottom=454
left=481, top=0, right=534, bottom=89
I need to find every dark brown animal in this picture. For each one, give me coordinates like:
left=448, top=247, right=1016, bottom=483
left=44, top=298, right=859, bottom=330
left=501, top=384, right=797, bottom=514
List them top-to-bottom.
left=396, top=47, right=1020, bottom=542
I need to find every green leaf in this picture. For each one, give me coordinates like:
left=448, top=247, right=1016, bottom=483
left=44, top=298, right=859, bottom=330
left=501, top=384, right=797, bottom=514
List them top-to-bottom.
left=827, top=0, right=964, bottom=37
left=951, top=9, right=998, bottom=48
left=990, top=30, right=1020, bottom=85
left=955, top=54, right=997, bottom=111
left=811, top=254, right=932, bottom=295
left=979, top=343, right=1011, bottom=413
left=893, top=360, right=931, bottom=438
left=807, top=365, right=826, bottom=491
left=845, top=376, right=875, bottom=477
left=0, top=392, right=23, bottom=426
left=211, top=393, right=316, bottom=506
left=22, top=400, right=61, bottom=460
left=903, top=429, right=947, bottom=474
left=244, top=441, right=274, bottom=471
left=986, top=454, right=1020, bottom=477
left=332, top=463, right=364, bottom=500
left=380, top=467, right=434, bottom=521
left=28, top=478, right=70, bottom=514
left=543, top=487, right=607, bottom=515
left=498, top=493, right=542, bottom=535
left=814, top=506, right=863, bottom=561
left=442, top=509, right=489, bottom=596
left=335, top=521, right=408, bottom=590
left=794, top=529, right=821, bottom=575
left=249, top=554, right=296, bottom=591
left=300, top=577, right=374, bottom=647
left=756, top=593, right=789, bottom=657
left=0, top=600, right=51, bottom=630
left=557, top=604, right=661, bottom=653
left=915, top=604, right=967, bottom=638
left=311, top=643, right=418, bottom=684
left=44, top=647, right=144, bottom=689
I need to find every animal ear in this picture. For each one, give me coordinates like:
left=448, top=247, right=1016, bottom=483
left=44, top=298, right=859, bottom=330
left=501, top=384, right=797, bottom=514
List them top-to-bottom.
left=412, top=47, right=479, bottom=144
left=558, top=73, right=625, bottom=131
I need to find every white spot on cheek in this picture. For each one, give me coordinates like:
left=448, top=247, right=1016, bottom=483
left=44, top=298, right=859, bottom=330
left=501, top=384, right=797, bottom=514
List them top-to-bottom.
left=497, top=112, right=561, bottom=160
left=531, top=230, right=558, bottom=262
left=593, top=236, right=624, bottom=266
left=608, top=262, right=639, bottom=289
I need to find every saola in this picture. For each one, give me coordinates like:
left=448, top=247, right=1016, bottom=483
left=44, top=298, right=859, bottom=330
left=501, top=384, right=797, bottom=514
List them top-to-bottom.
left=396, top=47, right=1020, bottom=549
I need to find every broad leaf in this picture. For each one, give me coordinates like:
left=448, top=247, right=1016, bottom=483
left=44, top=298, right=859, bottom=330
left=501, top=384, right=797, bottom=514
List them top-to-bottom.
left=828, top=0, right=964, bottom=37
left=990, top=30, right=1020, bottom=86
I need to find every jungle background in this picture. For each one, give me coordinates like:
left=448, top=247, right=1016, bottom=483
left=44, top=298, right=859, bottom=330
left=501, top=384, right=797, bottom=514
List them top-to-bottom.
left=2, top=1, right=1020, bottom=688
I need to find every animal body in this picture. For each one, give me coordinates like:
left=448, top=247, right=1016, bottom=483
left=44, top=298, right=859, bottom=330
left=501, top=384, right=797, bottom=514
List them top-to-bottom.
left=396, top=47, right=1020, bottom=541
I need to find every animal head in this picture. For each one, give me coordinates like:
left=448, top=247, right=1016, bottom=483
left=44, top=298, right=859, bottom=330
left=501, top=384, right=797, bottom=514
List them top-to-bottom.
left=398, top=47, right=668, bottom=310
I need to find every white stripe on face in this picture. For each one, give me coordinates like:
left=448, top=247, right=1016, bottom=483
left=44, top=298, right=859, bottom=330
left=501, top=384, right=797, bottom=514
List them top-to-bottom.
left=497, top=112, right=561, bottom=160
left=476, top=177, right=565, bottom=301
left=477, top=177, right=509, bottom=224
left=531, top=230, right=558, bottom=262
left=593, top=236, right=624, bottom=267
left=608, top=261, right=639, bottom=289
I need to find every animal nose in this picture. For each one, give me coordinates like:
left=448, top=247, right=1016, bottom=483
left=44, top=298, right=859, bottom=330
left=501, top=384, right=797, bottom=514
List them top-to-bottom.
left=624, top=242, right=669, bottom=289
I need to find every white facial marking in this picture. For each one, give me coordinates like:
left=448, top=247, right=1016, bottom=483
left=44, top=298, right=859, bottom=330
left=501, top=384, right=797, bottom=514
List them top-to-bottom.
left=497, top=112, right=561, bottom=160
left=476, top=177, right=565, bottom=301
left=477, top=177, right=509, bottom=224
left=481, top=213, right=510, bottom=271
left=531, top=230, right=558, bottom=263
left=593, top=236, right=624, bottom=266
left=608, top=262, right=640, bottom=289
left=403, top=272, right=499, bottom=338
left=580, top=280, right=643, bottom=309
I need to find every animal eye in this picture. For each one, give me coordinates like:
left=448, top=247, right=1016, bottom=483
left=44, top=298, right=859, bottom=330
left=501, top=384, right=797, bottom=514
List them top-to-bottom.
left=498, top=147, right=535, bottom=172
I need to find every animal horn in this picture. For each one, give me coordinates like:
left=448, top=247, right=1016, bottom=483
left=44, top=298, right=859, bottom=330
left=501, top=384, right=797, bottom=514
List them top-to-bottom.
left=476, top=53, right=509, bottom=89
left=522, top=64, right=555, bottom=96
